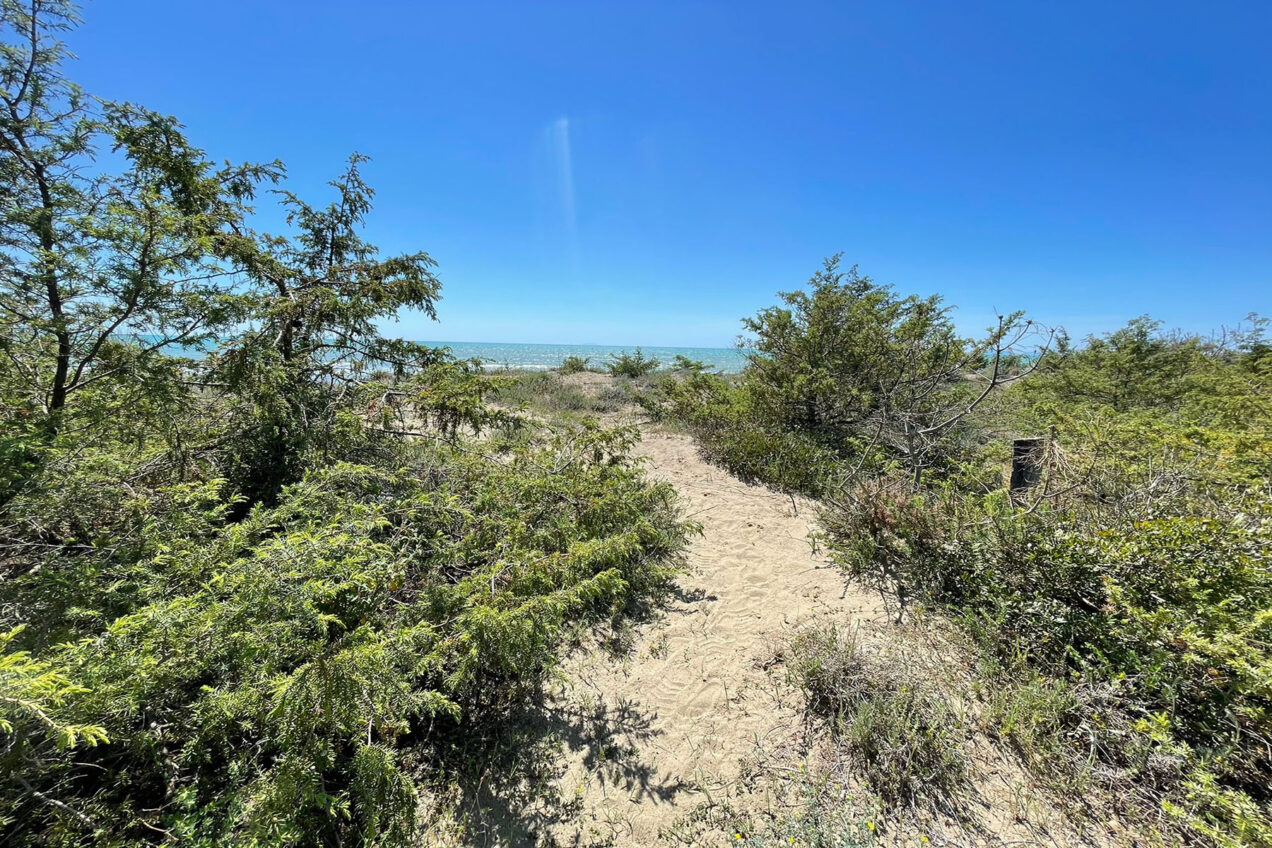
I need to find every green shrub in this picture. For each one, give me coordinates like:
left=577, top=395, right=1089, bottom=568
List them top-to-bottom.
left=0, top=6, right=693, bottom=845
left=739, top=255, right=1038, bottom=483
left=1012, top=316, right=1272, bottom=490
left=1023, top=316, right=1204, bottom=414
left=606, top=348, right=660, bottom=378
left=671, top=354, right=709, bottom=373
left=558, top=355, right=591, bottom=374
left=495, top=371, right=587, bottom=411
left=641, top=371, right=839, bottom=496
left=698, top=421, right=837, bottom=497
left=0, top=423, right=689, bottom=845
left=823, top=491, right=1272, bottom=843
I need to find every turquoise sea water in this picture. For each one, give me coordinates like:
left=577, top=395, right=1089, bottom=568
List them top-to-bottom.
left=145, top=336, right=751, bottom=375
left=422, top=341, right=750, bottom=374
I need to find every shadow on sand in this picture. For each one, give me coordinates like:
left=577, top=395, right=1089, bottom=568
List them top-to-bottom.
left=439, top=686, right=683, bottom=847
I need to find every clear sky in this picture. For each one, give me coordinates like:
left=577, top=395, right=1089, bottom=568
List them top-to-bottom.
left=68, top=1, right=1270, bottom=347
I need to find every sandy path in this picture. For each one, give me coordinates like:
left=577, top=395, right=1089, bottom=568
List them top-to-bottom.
left=435, top=388, right=1111, bottom=846
left=547, top=428, right=888, bottom=845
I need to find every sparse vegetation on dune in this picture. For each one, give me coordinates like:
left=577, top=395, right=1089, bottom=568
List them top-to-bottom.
left=649, top=258, right=1272, bottom=846
left=490, top=369, right=633, bottom=418
left=785, top=624, right=969, bottom=812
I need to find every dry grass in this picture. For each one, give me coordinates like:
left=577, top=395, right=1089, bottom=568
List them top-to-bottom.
left=490, top=371, right=632, bottom=418
left=783, top=623, right=970, bottom=813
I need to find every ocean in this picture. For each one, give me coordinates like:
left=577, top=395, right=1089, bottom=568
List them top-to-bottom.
left=146, top=336, right=752, bottom=375
left=418, top=341, right=751, bottom=374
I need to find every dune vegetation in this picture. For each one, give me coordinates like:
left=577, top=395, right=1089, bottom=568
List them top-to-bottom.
left=0, top=4, right=690, bottom=844
left=2, top=5, right=1269, bottom=848
left=643, top=258, right=1272, bottom=846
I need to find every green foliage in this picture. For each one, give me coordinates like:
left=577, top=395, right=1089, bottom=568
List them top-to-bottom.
left=0, top=0, right=279, bottom=438
left=0, top=8, right=690, bottom=846
left=212, top=153, right=454, bottom=505
left=740, top=255, right=1041, bottom=483
left=743, top=256, right=951, bottom=438
left=647, top=257, right=1041, bottom=494
left=680, top=286, right=1271, bottom=844
left=810, top=316, right=1272, bottom=844
left=1016, top=316, right=1272, bottom=489
left=1027, top=316, right=1204, bottom=413
left=606, top=348, right=660, bottom=378
left=671, top=354, right=709, bottom=373
left=558, top=355, right=591, bottom=374
left=641, top=370, right=839, bottom=496
left=0, top=406, right=42, bottom=505
left=699, top=419, right=837, bottom=498
left=1, top=424, right=688, bottom=845
left=823, top=483, right=1272, bottom=842
left=0, top=625, right=108, bottom=824
left=785, top=625, right=968, bottom=810
left=980, top=666, right=1090, bottom=786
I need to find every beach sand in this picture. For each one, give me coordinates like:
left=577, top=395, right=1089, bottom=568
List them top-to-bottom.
left=440, top=376, right=1121, bottom=847
left=547, top=425, right=886, bottom=844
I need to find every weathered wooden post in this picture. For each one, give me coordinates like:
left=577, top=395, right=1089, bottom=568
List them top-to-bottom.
left=1010, top=437, right=1046, bottom=496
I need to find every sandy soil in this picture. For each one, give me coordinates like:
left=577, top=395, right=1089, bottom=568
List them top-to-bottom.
left=448, top=380, right=1118, bottom=847
left=536, top=419, right=1114, bottom=848
left=547, top=426, right=887, bottom=845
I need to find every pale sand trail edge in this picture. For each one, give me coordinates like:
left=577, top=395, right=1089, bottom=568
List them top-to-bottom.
left=547, top=426, right=889, bottom=845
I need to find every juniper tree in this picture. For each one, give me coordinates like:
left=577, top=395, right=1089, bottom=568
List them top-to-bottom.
left=0, top=0, right=277, bottom=449
left=211, top=155, right=487, bottom=503
left=742, top=255, right=1050, bottom=485
left=1026, top=316, right=1204, bottom=413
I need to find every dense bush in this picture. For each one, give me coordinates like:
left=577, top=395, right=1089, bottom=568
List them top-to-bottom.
left=0, top=7, right=690, bottom=845
left=741, top=255, right=1042, bottom=483
left=646, top=257, right=1042, bottom=493
left=818, top=318, right=1272, bottom=845
left=606, top=348, right=661, bottom=378
left=558, top=355, right=591, bottom=374
left=0, top=424, right=688, bottom=845
left=824, top=490, right=1272, bottom=843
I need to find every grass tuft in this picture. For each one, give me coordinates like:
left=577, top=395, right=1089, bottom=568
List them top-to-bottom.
left=784, top=624, right=969, bottom=811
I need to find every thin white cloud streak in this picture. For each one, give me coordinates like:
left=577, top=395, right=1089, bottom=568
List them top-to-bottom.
left=551, top=117, right=579, bottom=264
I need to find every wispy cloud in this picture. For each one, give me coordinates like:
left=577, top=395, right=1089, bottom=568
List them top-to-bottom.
left=549, top=117, right=579, bottom=265
left=552, top=118, right=576, bottom=232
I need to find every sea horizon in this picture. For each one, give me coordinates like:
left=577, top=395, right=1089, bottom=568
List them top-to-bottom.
left=143, top=335, right=753, bottom=374
left=418, top=340, right=750, bottom=373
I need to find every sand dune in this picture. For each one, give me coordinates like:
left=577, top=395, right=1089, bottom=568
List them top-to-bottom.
left=530, top=413, right=1114, bottom=848
left=548, top=427, right=889, bottom=844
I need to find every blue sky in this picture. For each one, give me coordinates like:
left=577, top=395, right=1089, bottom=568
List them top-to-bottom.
left=71, top=1, right=1270, bottom=346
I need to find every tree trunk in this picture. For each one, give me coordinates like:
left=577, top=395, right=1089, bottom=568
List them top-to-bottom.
left=35, top=162, right=70, bottom=428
